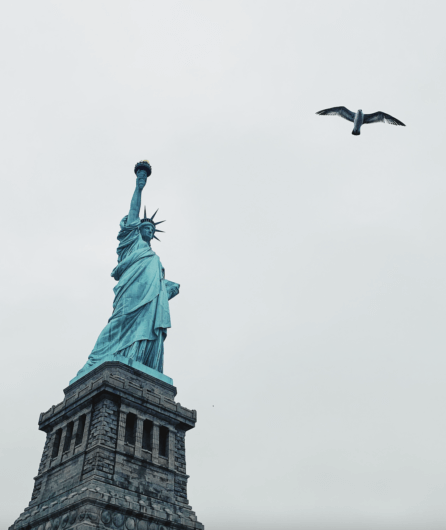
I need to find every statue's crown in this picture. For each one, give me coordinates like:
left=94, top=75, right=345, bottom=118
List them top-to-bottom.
left=134, top=160, right=152, bottom=176
left=141, top=206, right=165, bottom=241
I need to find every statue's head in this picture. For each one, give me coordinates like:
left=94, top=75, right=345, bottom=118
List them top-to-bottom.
left=140, top=206, right=165, bottom=244
left=140, top=222, right=156, bottom=243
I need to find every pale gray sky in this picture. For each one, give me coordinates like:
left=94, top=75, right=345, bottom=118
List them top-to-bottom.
left=2, top=1, right=446, bottom=529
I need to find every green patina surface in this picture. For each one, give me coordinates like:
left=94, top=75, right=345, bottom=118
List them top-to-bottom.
left=72, top=161, right=179, bottom=385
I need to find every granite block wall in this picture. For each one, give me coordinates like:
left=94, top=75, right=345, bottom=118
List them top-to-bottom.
left=9, top=362, right=203, bottom=530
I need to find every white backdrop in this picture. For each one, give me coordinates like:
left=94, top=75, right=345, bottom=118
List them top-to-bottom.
left=1, top=1, right=446, bottom=529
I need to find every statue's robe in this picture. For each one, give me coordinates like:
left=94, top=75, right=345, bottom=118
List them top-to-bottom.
left=77, top=216, right=173, bottom=377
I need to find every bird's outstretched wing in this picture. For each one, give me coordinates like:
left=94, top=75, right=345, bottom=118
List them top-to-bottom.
left=316, top=106, right=355, bottom=123
left=363, top=112, right=405, bottom=126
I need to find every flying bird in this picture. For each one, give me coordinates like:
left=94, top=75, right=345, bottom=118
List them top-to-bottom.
left=316, top=106, right=405, bottom=136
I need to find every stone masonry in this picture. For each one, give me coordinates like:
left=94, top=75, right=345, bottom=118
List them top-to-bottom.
left=9, top=362, right=204, bottom=530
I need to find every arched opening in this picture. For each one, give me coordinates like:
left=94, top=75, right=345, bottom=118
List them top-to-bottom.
left=125, top=413, right=137, bottom=446
left=75, top=414, right=86, bottom=446
left=142, top=420, right=153, bottom=451
left=62, top=422, right=74, bottom=453
left=159, top=426, right=169, bottom=457
left=51, top=428, right=62, bottom=458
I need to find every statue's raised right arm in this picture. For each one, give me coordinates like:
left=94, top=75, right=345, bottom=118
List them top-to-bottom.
left=128, top=169, right=148, bottom=224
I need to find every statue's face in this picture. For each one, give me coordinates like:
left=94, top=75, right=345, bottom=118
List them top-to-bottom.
left=140, top=223, right=155, bottom=243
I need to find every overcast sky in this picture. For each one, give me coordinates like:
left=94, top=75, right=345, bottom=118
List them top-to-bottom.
left=2, top=1, right=446, bottom=529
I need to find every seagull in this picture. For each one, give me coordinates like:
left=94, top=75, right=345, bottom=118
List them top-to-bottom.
left=316, top=106, right=405, bottom=136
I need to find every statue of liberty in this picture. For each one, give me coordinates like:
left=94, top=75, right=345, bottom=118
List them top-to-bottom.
left=74, top=161, right=179, bottom=382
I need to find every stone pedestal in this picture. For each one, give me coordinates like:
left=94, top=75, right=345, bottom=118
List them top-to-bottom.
left=9, top=362, right=204, bottom=530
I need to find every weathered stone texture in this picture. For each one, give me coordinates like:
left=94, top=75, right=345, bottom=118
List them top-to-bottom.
left=9, top=361, right=203, bottom=530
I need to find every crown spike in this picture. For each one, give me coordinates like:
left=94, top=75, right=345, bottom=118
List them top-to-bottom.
left=144, top=206, right=147, bottom=218
left=150, top=209, right=159, bottom=221
left=154, top=220, right=165, bottom=225
left=155, top=229, right=164, bottom=233
left=153, top=235, right=161, bottom=241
